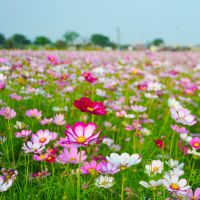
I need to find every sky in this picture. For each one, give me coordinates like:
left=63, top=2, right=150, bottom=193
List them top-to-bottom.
left=0, top=0, right=200, bottom=45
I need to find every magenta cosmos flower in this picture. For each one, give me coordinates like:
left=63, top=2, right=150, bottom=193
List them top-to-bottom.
left=73, top=97, right=107, bottom=115
left=64, top=122, right=100, bottom=146
left=189, top=137, right=200, bottom=150
left=57, top=146, right=87, bottom=164
left=80, top=160, right=102, bottom=175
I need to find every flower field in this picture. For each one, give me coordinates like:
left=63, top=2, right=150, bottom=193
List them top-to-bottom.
left=0, top=50, right=200, bottom=200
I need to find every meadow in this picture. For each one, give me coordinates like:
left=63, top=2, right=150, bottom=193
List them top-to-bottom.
left=0, top=50, right=200, bottom=200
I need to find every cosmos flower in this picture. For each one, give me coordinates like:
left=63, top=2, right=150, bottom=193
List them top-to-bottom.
left=82, top=72, right=97, bottom=84
left=73, top=97, right=107, bottom=115
left=0, top=107, right=16, bottom=119
left=170, top=108, right=196, bottom=126
left=25, top=109, right=42, bottom=119
left=53, top=114, right=66, bottom=126
left=40, top=118, right=53, bottom=125
left=64, top=122, right=100, bottom=146
left=171, top=125, right=188, bottom=134
left=15, top=130, right=32, bottom=138
left=32, top=130, right=52, bottom=146
left=189, top=137, right=200, bottom=150
left=22, top=141, right=44, bottom=153
left=57, top=146, right=87, bottom=164
left=106, top=153, right=141, bottom=170
left=165, top=159, right=184, bottom=170
left=80, top=160, right=102, bottom=175
left=145, top=160, right=163, bottom=176
left=100, top=162, right=119, bottom=174
left=30, top=169, right=51, bottom=179
left=161, top=174, right=190, bottom=195
left=95, top=175, right=114, bottom=188
left=0, top=176, right=13, bottom=192
left=139, top=180, right=162, bottom=189
left=187, top=188, right=200, bottom=200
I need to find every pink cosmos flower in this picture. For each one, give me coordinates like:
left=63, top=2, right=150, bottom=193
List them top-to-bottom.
left=47, top=55, right=58, bottom=65
left=0, top=81, right=5, bottom=91
left=9, top=93, right=22, bottom=101
left=74, top=97, right=107, bottom=115
left=131, top=105, right=147, bottom=112
left=0, top=107, right=16, bottom=119
left=170, top=108, right=196, bottom=126
left=26, top=109, right=42, bottom=119
left=116, top=110, right=127, bottom=117
left=53, top=114, right=66, bottom=126
left=40, top=118, right=53, bottom=125
left=64, top=122, right=100, bottom=146
left=171, top=125, right=188, bottom=134
left=15, top=130, right=32, bottom=138
left=32, top=130, right=52, bottom=146
left=57, top=137, right=73, bottom=148
left=189, top=137, right=200, bottom=150
left=57, top=146, right=87, bottom=164
left=33, top=153, right=48, bottom=161
left=80, top=160, right=102, bottom=175
left=100, top=162, right=119, bottom=174
left=31, top=169, right=51, bottom=179
left=187, top=188, right=200, bottom=200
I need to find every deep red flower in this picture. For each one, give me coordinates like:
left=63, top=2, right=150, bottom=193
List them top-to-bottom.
left=73, top=97, right=107, bottom=115
left=154, top=139, right=164, bottom=149
left=45, top=155, right=56, bottom=163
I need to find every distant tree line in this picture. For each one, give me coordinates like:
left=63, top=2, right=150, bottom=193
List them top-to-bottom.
left=0, top=31, right=119, bottom=49
left=0, top=31, right=167, bottom=50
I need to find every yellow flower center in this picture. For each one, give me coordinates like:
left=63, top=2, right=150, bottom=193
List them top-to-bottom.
left=87, top=107, right=94, bottom=112
left=77, top=136, right=86, bottom=143
left=40, top=137, right=46, bottom=143
left=193, top=142, right=200, bottom=147
left=40, top=155, right=46, bottom=159
left=70, top=157, right=75, bottom=161
left=120, top=166, right=127, bottom=170
left=152, top=166, right=159, bottom=173
left=88, top=168, right=97, bottom=175
left=170, top=183, right=180, bottom=190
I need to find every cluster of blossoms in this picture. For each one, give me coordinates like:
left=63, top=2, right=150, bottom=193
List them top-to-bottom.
left=1, top=51, right=200, bottom=198
left=169, top=98, right=200, bottom=157
left=169, top=98, right=196, bottom=126
left=139, top=158, right=200, bottom=199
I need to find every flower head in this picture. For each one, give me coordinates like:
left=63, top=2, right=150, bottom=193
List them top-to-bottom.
left=74, top=97, right=107, bottom=115
left=64, top=122, right=100, bottom=146
left=106, top=153, right=141, bottom=170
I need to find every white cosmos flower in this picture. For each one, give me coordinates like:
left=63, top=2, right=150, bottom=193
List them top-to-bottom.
left=0, top=74, right=6, bottom=81
left=168, top=98, right=183, bottom=110
left=102, top=138, right=114, bottom=146
left=22, top=141, right=44, bottom=153
left=106, top=153, right=141, bottom=170
left=165, top=159, right=184, bottom=170
left=145, top=160, right=163, bottom=176
left=168, top=168, right=184, bottom=177
left=161, top=174, right=190, bottom=195
left=95, top=175, right=114, bottom=188
left=0, top=176, right=13, bottom=192
left=139, top=180, right=162, bottom=189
